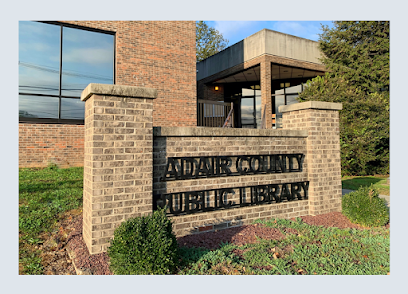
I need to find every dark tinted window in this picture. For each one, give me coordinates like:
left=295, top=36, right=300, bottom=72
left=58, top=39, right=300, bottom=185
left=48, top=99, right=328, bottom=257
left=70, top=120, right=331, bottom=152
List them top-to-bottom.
left=19, top=21, right=114, bottom=122
left=19, top=22, right=61, bottom=96
left=61, top=26, right=114, bottom=97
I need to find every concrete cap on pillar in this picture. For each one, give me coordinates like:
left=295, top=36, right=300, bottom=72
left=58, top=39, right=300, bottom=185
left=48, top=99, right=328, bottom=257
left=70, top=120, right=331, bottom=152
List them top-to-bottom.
left=81, top=83, right=157, bottom=102
left=279, top=101, right=342, bottom=113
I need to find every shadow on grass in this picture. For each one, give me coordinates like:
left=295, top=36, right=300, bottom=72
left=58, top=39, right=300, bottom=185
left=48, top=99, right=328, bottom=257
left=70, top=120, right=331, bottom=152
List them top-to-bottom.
left=342, top=177, right=384, bottom=190
left=19, top=180, right=82, bottom=194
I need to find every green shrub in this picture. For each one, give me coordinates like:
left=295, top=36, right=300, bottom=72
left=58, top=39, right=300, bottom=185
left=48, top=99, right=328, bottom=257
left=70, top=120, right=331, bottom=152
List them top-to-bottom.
left=342, top=185, right=389, bottom=227
left=107, top=208, right=179, bottom=275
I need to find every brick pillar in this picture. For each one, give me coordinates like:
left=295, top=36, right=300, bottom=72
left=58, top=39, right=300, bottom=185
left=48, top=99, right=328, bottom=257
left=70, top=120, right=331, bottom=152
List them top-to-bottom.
left=260, top=57, right=272, bottom=129
left=81, top=83, right=157, bottom=254
left=280, top=101, right=342, bottom=216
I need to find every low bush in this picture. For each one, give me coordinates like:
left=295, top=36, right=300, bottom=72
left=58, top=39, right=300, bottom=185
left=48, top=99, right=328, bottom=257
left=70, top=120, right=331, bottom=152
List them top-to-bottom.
left=342, top=185, right=389, bottom=227
left=107, top=208, right=179, bottom=275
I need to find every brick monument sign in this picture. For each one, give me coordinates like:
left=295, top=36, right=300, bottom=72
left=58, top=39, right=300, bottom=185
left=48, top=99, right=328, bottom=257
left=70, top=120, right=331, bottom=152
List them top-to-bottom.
left=81, top=83, right=342, bottom=254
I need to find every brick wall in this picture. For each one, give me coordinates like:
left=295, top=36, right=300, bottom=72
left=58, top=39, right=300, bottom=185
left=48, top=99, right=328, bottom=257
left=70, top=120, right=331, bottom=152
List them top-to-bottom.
left=197, top=83, right=225, bottom=101
left=19, top=123, right=84, bottom=168
left=153, top=127, right=310, bottom=237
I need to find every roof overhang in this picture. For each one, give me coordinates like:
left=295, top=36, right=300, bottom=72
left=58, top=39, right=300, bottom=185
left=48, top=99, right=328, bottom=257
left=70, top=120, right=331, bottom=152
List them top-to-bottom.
left=197, top=29, right=323, bottom=81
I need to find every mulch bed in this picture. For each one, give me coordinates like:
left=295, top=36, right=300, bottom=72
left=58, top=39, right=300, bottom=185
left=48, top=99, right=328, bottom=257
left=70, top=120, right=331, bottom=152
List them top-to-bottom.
left=63, top=212, right=389, bottom=275
left=301, top=212, right=390, bottom=230
left=66, top=217, right=112, bottom=275
left=178, top=224, right=285, bottom=250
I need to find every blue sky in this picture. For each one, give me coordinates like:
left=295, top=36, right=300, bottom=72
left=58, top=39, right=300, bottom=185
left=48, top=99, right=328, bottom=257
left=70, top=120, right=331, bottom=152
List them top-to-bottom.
left=204, top=21, right=335, bottom=46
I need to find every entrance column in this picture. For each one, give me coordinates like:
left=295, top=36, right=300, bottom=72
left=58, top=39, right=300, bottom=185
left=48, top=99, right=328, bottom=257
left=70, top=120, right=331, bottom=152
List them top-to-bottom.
left=260, top=57, right=272, bottom=128
left=81, top=83, right=157, bottom=254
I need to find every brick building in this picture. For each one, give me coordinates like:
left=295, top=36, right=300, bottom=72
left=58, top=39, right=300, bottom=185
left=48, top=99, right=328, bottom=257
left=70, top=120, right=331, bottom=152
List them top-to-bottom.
left=19, top=21, right=196, bottom=168
left=19, top=22, right=327, bottom=168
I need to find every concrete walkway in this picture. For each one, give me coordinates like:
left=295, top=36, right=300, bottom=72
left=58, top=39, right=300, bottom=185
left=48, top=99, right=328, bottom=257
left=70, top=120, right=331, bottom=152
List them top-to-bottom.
left=342, top=189, right=390, bottom=207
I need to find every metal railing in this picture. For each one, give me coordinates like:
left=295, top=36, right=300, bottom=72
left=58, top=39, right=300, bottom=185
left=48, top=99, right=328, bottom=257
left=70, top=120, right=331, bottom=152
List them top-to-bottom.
left=197, top=99, right=234, bottom=128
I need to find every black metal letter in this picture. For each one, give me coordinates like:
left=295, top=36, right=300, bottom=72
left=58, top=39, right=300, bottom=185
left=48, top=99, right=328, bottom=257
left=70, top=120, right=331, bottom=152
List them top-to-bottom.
left=220, top=156, right=232, bottom=175
left=300, top=181, right=309, bottom=199
left=290, top=183, right=302, bottom=200
left=268, top=184, right=281, bottom=203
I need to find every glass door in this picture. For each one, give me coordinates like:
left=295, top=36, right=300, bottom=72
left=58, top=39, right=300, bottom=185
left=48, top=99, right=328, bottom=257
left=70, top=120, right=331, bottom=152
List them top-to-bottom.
left=224, top=83, right=262, bottom=129
left=241, top=97, right=256, bottom=128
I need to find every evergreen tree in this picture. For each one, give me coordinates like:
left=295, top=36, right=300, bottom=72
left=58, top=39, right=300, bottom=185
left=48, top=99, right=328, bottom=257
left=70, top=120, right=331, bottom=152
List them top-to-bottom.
left=196, top=21, right=229, bottom=62
left=298, top=21, right=389, bottom=175
left=319, top=21, right=389, bottom=95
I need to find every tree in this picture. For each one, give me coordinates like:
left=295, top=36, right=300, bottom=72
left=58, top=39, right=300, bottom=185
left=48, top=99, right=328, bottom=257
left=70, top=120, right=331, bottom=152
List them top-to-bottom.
left=196, top=21, right=229, bottom=62
left=298, top=21, right=389, bottom=176
left=319, top=21, right=389, bottom=95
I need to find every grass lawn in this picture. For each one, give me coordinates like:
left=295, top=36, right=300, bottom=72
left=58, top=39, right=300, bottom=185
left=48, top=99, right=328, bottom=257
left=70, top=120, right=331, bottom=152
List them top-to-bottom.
left=19, top=166, right=83, bottom=274
left=19, top=167, right=390, bottom=275
left=342, top=175, right=389, bottom=196
left=178, top=218, right=389, bottom=275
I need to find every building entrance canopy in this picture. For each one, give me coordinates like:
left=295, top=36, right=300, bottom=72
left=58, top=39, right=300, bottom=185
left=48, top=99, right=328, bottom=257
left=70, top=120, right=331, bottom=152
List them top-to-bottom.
left=196, top=29, right=326, bottom=129
left=200, top=63, right=324, bottom=129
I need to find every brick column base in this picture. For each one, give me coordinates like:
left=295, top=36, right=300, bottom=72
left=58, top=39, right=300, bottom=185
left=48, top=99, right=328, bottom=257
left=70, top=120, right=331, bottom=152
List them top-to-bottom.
left=81, top=83, right=157, bottom=254
left=280, top=101, right=343, bottom=216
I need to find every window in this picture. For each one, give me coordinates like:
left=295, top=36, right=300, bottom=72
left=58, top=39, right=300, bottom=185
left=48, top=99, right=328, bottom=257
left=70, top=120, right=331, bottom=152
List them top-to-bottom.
left=19, top=21, right=115, bottom=122
left=224, top=82, right=262, bottom=129
left=272, top=82, right=304, bottom=129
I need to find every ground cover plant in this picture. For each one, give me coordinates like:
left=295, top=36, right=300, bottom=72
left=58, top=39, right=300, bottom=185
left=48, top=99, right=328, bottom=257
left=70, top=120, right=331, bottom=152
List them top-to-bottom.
left=19, top=166, right=83, bottom=274
left=19, top=167, right=390, bottom=275
left=342, top=175, right=389, bottom=196
left=178, top=218, right=390, bottom=275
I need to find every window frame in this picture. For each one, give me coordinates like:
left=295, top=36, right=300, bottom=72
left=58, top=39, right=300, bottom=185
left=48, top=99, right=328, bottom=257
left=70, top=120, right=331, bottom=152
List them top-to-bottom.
left=19, top=21, right=116, bottom=124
